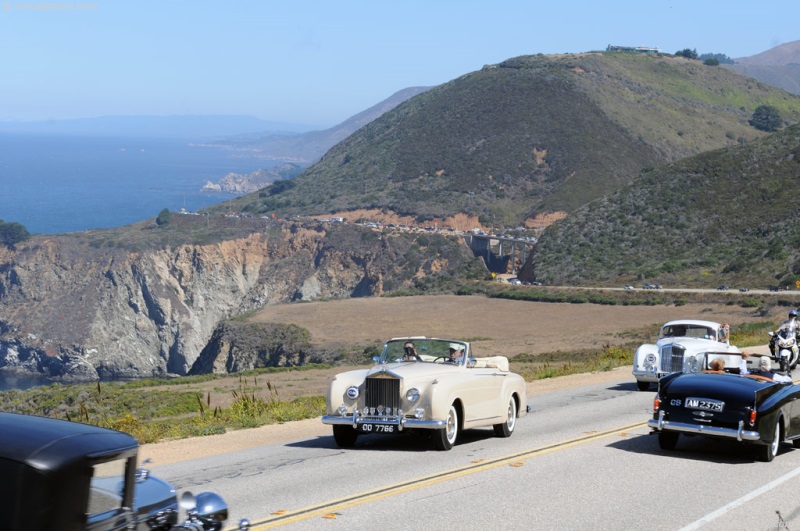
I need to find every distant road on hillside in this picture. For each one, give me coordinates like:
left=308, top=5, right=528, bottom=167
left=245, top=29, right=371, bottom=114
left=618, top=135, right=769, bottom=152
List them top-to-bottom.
left=591, top=287, right=800, bottom=295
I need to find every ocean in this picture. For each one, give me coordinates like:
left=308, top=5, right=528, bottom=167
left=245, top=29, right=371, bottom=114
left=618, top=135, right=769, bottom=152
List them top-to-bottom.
left=0, top=133, right=283, bottom=234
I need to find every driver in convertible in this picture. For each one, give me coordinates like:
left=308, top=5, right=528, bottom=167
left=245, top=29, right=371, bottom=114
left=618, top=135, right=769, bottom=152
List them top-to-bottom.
left=448, top=343, right=465, bottom=364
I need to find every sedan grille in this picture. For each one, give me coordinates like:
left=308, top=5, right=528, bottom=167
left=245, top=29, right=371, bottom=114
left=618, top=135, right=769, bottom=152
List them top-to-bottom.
left=659, top=344, right=685, bottom=373
left=365, top=377, right=401, bottom=417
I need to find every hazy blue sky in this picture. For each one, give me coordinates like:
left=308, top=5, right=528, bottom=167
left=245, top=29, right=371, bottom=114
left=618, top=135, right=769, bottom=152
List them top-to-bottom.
left=1, top=0, right=797, bottom=128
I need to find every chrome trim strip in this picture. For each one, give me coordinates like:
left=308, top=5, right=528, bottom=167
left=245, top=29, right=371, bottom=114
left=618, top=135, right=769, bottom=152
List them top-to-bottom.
left=648, top=417, right=760, bottom=441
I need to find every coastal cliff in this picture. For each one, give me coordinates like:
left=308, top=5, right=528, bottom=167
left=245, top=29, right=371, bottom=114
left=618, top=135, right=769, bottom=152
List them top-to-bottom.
left=0, top=217, right=483, bottom=381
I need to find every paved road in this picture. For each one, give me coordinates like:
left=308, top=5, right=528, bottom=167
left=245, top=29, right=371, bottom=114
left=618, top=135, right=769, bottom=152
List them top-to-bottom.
left=151, top=376, right=800, bottom=531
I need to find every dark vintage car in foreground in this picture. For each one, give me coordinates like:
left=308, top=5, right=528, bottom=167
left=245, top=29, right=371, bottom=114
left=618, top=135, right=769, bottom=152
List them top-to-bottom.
left=322, top=337, right=529, bottom=450
left=648, top=356, right=800, bottom=462
left=0, top=412, right=249, bottom=531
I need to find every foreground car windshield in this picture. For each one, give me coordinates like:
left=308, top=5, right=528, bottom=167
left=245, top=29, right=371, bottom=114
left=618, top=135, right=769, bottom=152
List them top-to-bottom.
left=380, top=338, right=467, bottom=365
left=87, top=458, right=128, bottom=523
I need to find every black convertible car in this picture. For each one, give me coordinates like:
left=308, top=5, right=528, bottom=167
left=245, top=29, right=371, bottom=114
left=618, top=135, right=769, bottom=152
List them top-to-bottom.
left=649, top=368, right=800, bottom=462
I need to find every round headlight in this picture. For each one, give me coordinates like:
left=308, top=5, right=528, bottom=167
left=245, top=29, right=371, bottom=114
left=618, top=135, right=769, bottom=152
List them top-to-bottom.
left=643, top=353, right=657, bottom=370
left=686, top=356, right=700, bottom=373
left=346, top=386, right=359, bottom=400
left=406, top=388, right=420, bottom=403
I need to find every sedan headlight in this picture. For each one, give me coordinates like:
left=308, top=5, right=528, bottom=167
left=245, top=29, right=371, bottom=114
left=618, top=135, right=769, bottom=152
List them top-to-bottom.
left=643, top=353, right=657, bottom=370
left=685, top=355, right=700, bottom=373
left=406, top=388, right=420, bottom=403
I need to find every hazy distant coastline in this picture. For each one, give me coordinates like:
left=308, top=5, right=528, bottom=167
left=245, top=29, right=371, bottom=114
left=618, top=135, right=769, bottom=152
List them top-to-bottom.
left=0, top=133, right=288, bottom=234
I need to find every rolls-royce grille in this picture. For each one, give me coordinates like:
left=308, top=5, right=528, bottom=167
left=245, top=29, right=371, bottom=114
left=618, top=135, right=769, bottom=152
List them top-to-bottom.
left=659, top=345, right=685, bottom=373
left=365, top=377, right=400, bottom=417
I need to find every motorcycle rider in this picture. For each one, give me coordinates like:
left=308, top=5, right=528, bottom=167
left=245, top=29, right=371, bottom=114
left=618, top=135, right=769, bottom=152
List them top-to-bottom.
left=771, top=309, right=799, bottom=374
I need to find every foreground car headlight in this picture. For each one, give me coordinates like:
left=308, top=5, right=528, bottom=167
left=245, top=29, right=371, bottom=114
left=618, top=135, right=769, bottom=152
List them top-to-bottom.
left=643, top=353, right=657, bottom=370
left=346, top=386, right=359, bottom=400
left=406, top=388, right=420, bottom=403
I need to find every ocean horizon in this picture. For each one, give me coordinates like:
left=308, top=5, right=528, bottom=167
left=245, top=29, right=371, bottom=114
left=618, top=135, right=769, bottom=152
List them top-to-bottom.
left=0, top=133, right=285, bottom=234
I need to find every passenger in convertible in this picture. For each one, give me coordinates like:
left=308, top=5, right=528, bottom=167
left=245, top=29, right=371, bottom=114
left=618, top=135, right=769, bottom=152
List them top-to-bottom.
left=403, top=341, right=422, bottom=361
left=757, top=357, right=792, bottom=383
left=708, top=358, right=725, bottom=372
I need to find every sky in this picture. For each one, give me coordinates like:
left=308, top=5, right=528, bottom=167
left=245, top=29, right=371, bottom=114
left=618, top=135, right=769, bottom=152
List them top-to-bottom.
left=1, top=0, right=798, bottom=129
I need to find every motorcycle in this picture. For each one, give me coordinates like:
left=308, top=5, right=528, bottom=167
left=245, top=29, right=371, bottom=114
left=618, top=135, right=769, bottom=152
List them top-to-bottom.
left=768, top=326, right=800, bottom=373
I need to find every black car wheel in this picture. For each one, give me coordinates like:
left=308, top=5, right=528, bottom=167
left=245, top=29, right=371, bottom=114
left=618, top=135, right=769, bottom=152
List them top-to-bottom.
left=636, top=381, right=650, bottom=391
left=493, top=396, right=517, bottom=437
left=433, top=404, right=459, bottom=450
left=758, top=421, right=782, bottom=462
left=332, top=425, right=358, bottom=448
left=658, top=431, right=679, bottom=450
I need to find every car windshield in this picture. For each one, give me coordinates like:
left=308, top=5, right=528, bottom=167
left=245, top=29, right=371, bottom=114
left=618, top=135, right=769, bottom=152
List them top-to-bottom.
left=661, top=324, right=715, bottom=340
left=379, top=338, right=468, bottom=366
left=87, top=458, right=128, bottom=521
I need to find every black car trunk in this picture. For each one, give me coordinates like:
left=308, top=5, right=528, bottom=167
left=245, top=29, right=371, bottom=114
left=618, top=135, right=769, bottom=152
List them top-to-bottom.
left=660, top=373, right=781, bottom=430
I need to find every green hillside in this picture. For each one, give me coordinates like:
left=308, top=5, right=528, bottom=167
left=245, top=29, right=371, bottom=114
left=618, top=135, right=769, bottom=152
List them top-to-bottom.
left=211, top=52, right=800, bottom=226
left=523, top=124, right=800, bottom=287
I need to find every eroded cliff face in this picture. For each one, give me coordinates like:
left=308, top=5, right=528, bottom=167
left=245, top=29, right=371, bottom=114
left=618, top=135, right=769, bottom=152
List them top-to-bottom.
left=0, top=220, right=482, bottom=381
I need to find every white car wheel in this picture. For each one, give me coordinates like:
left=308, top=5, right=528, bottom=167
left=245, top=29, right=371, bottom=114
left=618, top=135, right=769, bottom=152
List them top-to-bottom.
left=493, top=396, right=517, bottom=437
left=433, top=405, right=459, bottom=451
left=759, top=420, right=782, bottom=462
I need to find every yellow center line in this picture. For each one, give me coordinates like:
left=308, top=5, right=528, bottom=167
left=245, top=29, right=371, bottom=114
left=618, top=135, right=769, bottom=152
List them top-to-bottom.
left=233, top=421, right=647, bottom=530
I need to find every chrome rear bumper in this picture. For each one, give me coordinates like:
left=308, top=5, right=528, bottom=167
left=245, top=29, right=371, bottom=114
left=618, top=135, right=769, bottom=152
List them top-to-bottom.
left=648, top=410, right=760, bottom=442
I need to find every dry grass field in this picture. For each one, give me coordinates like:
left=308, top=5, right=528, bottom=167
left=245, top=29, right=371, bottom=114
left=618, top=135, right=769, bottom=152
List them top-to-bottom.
left=216, top=294, right=772, bottom=400
left=250, top=294, right=765, bottom=358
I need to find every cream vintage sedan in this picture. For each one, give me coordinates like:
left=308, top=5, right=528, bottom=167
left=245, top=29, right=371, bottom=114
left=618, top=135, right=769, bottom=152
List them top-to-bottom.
left=322, top=337, right=528, bottom=450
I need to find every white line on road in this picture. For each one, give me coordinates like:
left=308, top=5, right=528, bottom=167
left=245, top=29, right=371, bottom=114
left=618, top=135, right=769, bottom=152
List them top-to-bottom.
left=679, top=465, right=800, bottom=530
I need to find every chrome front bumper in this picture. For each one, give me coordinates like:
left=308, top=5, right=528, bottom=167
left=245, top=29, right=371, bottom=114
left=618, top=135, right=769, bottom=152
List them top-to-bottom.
left=648, top=410, right=760, bottom=442
left=321, top=413, right=446, bottom=430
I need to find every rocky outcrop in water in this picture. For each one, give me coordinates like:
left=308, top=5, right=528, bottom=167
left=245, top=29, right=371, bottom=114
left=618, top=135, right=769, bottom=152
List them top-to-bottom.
left=0, top=217, right=482, bottom=382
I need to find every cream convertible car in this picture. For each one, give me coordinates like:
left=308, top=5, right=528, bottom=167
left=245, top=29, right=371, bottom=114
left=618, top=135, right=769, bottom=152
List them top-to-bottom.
left=322, top=337, right=529, bottom=450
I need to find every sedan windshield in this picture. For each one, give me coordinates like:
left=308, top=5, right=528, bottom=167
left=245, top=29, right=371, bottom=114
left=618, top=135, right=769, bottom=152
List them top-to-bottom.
left=661, top=325, right=715, bottom=341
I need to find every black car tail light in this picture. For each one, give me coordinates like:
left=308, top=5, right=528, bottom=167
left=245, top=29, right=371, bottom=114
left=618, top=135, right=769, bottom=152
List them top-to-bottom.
left=653, top=395, right=661, bottom=413
left=748, top=408, right=757, bottom=427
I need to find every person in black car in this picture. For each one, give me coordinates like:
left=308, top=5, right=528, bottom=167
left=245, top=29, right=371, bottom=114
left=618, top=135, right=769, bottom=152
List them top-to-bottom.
left=758, top=356, right=792, bottom=383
